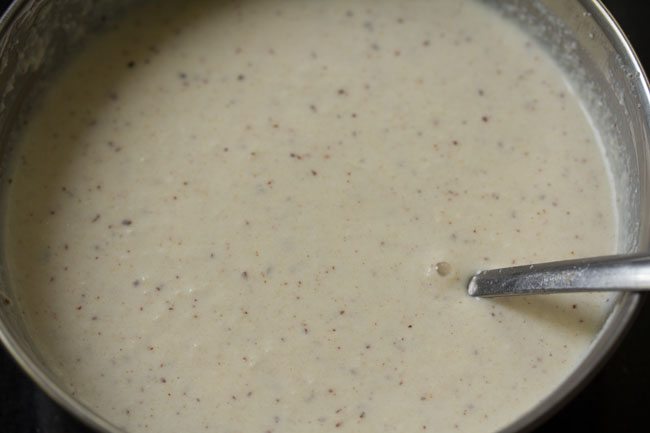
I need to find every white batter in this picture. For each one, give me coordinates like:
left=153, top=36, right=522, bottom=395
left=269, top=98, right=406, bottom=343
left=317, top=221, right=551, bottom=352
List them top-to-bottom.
left=5, top=0, right=616, bottom=432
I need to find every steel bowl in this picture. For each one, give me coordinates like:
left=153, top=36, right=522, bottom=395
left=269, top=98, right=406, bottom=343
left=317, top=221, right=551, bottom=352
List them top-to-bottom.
left=0, top=1, right=648, bottom=432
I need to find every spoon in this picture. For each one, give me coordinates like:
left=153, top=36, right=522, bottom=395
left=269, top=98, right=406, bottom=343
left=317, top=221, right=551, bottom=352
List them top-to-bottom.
left=467, top=253, right=650, bottom=297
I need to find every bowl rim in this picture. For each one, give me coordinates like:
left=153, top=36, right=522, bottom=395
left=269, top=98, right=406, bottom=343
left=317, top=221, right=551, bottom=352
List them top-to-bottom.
left=502, top=0, right=650, bottom=430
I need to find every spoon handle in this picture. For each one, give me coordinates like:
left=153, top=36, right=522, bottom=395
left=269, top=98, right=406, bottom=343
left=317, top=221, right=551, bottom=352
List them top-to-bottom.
left=467, top=253, right=650, bottom=297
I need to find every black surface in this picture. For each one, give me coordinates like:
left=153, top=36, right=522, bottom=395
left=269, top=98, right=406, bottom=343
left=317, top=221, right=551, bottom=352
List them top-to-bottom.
left=1, top=1, right=649, bottom=432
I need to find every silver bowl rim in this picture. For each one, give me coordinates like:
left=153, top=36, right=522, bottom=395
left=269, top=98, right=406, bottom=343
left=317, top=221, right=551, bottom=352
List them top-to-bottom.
left=0, top=1, right=648, bottom=433
left=501, top=1, right=650, bottom=430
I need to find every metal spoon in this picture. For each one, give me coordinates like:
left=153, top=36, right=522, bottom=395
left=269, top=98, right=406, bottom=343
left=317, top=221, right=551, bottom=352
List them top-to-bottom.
left=467, top=253, right=650, bottom=297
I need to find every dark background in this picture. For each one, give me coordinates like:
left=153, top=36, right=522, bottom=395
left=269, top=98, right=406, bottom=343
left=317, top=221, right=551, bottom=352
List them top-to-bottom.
left=1, top=0, right=649, bottom=432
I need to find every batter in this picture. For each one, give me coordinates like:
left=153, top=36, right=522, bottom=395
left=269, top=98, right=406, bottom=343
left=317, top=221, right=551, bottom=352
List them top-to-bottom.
left=4, top=0, right=616, bottom=432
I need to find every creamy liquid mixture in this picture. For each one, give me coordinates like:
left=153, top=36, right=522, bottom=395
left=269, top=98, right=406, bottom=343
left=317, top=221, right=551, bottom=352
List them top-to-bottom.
left=5, top=0, right=617, bottom=432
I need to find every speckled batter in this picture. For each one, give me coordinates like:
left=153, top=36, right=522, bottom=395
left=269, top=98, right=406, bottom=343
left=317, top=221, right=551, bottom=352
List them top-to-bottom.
left=5, top=0, right=616, bottom=432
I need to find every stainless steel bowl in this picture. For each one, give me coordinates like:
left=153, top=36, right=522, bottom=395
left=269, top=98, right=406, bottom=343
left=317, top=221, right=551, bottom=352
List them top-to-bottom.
left=0, top=1, right=648, bottom=432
